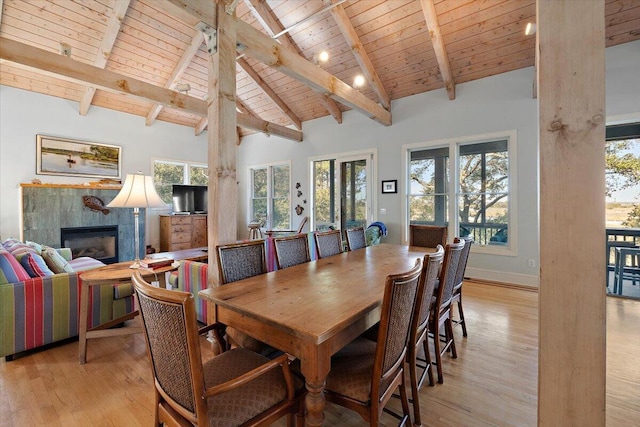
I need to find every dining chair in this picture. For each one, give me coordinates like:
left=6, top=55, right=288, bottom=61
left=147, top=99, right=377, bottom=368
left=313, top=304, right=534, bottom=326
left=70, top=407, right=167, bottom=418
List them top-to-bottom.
left=409, top=224, right=448, bottom=248
left=346, top=227, right=367, bottom=251
left=313, top=229, right=343, bottom=258
left=273, top=234, right=311, bottom=269
left=450, top=235, right=473, bottom=337
left=430, top=238, right=465, bottom=384
left=216, top=240, right=274, bottom=355
left=408, top=245, right=444, bottom=425
left=613, top=247, right=640, bottom=295
left=321, top=258, right=423, bottom=426
left=131, top=272, right=301, bottom=427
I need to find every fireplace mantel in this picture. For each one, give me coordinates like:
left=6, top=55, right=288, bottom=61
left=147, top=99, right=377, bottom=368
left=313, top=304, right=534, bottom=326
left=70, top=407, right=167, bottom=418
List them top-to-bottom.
left=21, top=185, right=143, bottom=262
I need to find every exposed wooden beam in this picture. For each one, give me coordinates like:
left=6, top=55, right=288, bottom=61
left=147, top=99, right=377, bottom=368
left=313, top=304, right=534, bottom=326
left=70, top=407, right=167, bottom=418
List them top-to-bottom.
left=0, top=0, right=4, bottom=29
left=79, top=0, right=130, bottom=115
left=158, top=0, right=390, bottom=125
left=245, top=0, right=342, bottom=124
left=419, top=0, right=455, bottom=100
left=329, top=1, right=390, bottom=110
left=146, top=30, right=204, bottom=126
left=0, top=37, right=301, bottom=142
left=237, top=57, right=302, bottom=130
left=235, top=98, right=256, bottom=117
left=195, top=117, right=208, bottom=136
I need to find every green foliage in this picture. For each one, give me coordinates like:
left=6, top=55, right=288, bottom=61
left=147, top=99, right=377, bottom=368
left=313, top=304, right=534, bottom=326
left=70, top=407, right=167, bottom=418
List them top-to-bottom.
left=605, top=139, right=640, bottom=197
left=622, top=204, right=640, bottom=228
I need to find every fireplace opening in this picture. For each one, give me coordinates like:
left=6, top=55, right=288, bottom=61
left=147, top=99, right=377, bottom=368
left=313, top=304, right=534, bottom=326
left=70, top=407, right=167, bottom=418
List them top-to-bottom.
left=61, top=225, right=119, bottom=264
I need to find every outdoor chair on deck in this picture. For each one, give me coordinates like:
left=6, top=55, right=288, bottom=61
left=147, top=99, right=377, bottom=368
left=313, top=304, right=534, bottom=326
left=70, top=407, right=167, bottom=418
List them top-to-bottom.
left=409, top=224, right=448, bottom=248
left=346, top=227, right=367, bottom=251
left=313, top=229, right=343, bottom=258
left=273, top=234, right=311, bottom=270
left=451, top=236, right=474, bottom=336
left=429, top=238, right=465, bottom=384
left=216, top=240, right=275, bottom=356
left=408, top=245, right=444, bottom=425
left=613, top=247, right=640, bottom=295
left=321, top=259, right=423, bottom=426
left=131, top=272, right=300, bottom=427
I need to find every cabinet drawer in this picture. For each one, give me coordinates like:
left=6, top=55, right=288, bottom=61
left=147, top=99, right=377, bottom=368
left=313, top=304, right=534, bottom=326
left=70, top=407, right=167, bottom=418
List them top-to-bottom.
left=171, top=216, right=192, bottom=226
left=170, top=225, right=192, bottom=235
left=171, top=233, right=191, bottom=243
left=170, top=242, right=191, bottom=250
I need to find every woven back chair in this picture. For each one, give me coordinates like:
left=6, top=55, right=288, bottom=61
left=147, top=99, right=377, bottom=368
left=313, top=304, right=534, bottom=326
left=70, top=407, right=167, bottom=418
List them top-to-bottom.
left=409, top=224, right=448, bottom=248
left=346, top=227, right=367, bottom=251
left=314, top=229, right=343, bottom=259
left=273, top=234, right=311, bottom=269
left=451, top=235, right=473, bottom=337
left=430, top=238, right=465, bottom=384
left=216, top=240, right=267, bottom=285
left=408, top=245, right=445, bottom=425
left=322, top=259, right=423, bottom=425
left=132, top=272, right=299, bottom=427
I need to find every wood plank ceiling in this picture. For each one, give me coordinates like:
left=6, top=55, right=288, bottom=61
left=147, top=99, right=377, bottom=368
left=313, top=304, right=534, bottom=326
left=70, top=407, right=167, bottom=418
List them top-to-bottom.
left=0, top=0, right=638, bottom=141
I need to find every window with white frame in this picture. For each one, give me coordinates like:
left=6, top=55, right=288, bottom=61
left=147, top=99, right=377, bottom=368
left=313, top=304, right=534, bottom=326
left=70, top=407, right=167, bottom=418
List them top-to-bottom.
left=407, top=133, right=513, bottom=250
left=153, top=159, right=208, bottom=205
left=249, top=163, right=290, bottom=230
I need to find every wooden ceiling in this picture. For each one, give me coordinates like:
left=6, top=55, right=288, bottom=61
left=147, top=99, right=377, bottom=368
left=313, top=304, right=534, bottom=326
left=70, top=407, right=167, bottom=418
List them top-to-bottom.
left=0, top=0, right=639, bottom=141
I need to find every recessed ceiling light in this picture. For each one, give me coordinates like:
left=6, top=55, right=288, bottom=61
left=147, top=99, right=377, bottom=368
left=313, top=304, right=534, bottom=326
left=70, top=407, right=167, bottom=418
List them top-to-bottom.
left=525, top=22, right=537, bottom=36
left=318, top=51, right=329, bottom=62
left=353, top=75, right=365, bottom=87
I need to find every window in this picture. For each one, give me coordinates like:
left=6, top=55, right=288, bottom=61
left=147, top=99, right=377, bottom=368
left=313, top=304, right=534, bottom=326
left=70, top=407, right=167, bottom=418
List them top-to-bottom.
left=406, top=132, right=514, bottom=251
left=153, top=159, right=208, bottom=205
left=249, top=163, right=290, bottom=230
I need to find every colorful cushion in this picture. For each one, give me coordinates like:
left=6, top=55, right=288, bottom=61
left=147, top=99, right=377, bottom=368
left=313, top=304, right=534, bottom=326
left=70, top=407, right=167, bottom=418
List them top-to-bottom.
left=2, top=237, right=22, bottom=251
left=26, top=241, right=44, bottom=254
left=7, top=243, right=37, bottom=258
left=42, top=247, right=74, bottom=274
left=0, top=250, right=31, bottom=285
left=18, top=252, right=55, bottom=278
left=68, top=257, right=105, bottom=272
left=113, top=282, right=134, bottom=299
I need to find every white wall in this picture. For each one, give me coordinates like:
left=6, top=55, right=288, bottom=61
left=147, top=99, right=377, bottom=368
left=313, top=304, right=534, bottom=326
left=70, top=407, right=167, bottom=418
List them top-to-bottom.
left=237, top=40, right=640, bottom=287
left=0, top=86, right=208, bottom=250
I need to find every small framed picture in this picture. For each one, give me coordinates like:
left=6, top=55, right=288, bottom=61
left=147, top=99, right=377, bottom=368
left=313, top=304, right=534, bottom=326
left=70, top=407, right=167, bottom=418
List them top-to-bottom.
left=381, top=180, right=397, bottom=194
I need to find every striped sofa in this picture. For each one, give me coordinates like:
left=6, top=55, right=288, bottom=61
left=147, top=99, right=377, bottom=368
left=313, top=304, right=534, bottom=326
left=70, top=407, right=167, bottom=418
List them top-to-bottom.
left=0, top=239, right=135, bottom=360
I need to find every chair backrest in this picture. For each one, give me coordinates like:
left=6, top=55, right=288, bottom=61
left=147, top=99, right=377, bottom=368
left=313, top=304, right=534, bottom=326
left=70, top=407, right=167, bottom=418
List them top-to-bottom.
left=296, top=216, right=309, bottom=234
left=409, top=225, right=448, bottom=248
left=346, top=227, right=367, bottom=251
left=314, top=229, right=343, bottom=258
left=273, top=234, right=311, bottom=269
left=453, top=236, right=473, bottom=290
left=216, top=239, right=267, bottom=284
left=434, top=239, right=465, bottom=312
left=411, top=245, right=445, bottom=342
left=373, top=258, right=423, bottom=400
left=132, top=272, right=207, bottom=424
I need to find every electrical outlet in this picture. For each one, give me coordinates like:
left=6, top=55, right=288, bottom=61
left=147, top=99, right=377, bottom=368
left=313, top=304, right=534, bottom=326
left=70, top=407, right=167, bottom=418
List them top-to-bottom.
left=380, top=208, right=387, bottom=215
left=527, top=259, right=536, bottom=268
left=151, top=280, right=160, bottom=287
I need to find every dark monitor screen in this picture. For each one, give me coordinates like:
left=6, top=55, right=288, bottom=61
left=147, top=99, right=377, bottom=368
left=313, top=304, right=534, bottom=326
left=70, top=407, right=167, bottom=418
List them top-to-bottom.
left=172, top=185, right=207, bottom=214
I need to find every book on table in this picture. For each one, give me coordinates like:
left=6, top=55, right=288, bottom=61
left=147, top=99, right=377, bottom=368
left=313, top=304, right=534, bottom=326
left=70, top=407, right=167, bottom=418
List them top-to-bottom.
left=140, top=257, right=174, bottom=269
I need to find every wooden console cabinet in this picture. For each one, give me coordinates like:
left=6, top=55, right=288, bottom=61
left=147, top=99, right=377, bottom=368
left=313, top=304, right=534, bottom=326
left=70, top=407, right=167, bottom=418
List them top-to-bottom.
left=159, top=214, right=207, bottom=252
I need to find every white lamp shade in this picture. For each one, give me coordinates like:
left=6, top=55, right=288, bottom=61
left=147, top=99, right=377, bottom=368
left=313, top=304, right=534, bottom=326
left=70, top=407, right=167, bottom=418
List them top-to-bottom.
left=107, top=173, right=166, bottom=209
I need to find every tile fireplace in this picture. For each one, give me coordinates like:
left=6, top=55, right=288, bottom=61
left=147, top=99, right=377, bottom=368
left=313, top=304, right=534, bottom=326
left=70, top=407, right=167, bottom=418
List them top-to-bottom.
left=61, top=225, right=119, bottom=264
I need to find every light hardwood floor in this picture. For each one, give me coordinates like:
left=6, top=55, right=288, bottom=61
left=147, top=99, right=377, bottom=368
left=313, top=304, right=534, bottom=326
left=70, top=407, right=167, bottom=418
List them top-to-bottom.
left=1, top=282, right=638, bottom=426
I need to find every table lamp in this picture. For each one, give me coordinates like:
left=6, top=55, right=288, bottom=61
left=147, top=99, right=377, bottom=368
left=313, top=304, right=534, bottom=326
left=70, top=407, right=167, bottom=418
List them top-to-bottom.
left=107, top=172, right=166, bottom=268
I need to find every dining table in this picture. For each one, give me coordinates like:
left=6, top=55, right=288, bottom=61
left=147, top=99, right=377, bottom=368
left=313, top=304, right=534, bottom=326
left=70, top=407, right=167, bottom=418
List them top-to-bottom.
left=199, top=243, right=433, bottom=426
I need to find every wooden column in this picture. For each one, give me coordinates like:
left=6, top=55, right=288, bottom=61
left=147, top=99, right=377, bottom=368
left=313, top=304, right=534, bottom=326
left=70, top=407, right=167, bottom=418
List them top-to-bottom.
left=207, top=0, right=237, bottom=289
left=537, top=0, right=606, bottom=425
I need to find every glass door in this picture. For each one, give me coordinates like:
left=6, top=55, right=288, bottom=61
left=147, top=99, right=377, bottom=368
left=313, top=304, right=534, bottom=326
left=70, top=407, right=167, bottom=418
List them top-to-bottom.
left=312, top=154, right=372, bottom=233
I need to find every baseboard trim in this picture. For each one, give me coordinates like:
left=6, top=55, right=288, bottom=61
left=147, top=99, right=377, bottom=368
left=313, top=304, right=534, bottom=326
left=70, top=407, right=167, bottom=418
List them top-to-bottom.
left=465, top=266, right=539, bottom=289
left=465, top=277, right=539, bottom=293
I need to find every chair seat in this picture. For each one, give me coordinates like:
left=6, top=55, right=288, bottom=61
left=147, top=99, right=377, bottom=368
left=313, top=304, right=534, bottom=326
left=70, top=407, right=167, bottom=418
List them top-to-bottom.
left=325, top=337, right=378, bottom=404
left=204, top=348, right=289, bottom=426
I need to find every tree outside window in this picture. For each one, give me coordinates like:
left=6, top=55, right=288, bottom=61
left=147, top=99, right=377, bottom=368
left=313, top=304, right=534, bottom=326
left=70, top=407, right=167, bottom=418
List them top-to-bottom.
left=153, top=160, right=207, bottom=205
left=250, top=163, right=290, bottom=230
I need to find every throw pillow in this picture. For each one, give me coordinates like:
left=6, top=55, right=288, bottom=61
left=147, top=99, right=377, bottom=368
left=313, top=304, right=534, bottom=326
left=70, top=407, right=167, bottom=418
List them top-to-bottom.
left=26, top=241, right=44, bottom=254
left=42, top=247, right=74, bottom=274
left=0, top=249, right=31, bottom=285
left=19, top=252, right=55, bottom=278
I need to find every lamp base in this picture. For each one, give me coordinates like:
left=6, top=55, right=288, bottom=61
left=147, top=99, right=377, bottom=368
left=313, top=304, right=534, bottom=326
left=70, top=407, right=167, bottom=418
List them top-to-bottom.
left=129, top=261, right=142, bottom=269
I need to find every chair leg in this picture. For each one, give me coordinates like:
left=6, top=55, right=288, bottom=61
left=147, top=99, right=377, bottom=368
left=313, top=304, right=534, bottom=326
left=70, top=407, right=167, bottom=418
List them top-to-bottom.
left=457, top=295, right=468, bottom=337
left=445, top=319, right=457, bottom=359
left=432, top=324, right=444, bottom=384
left=421, top=338, right=434, bottom=387
left=409, top=347, right=421, bottom=426
left=399, top=378, right=412, bottom=426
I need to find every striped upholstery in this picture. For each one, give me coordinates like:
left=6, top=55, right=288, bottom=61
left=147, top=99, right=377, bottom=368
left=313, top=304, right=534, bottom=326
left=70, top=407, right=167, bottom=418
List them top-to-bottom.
left=177, top=260, right=209, bottom=324
left=0, top=273, right=135, bottom=358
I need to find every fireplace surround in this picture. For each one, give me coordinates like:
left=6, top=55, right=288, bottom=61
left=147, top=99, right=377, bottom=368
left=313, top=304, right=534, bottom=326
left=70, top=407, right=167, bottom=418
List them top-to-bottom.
left=21, top=184, right=145, bottom=262
left=61, top=225, right=119, bottom=264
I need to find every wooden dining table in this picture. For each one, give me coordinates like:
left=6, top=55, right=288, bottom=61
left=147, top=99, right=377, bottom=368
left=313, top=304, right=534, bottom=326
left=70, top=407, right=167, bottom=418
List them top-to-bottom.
left=199, top=243, right=433, bottom=426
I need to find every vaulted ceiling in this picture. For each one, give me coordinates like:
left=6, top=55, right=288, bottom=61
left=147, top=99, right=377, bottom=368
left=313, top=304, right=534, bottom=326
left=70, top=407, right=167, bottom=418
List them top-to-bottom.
left=1, top=0, right=638, bottom=141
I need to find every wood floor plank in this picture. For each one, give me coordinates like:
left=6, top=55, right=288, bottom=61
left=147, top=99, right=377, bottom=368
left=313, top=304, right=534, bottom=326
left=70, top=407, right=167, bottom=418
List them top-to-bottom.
left=0, top=282, right=637, bottom=426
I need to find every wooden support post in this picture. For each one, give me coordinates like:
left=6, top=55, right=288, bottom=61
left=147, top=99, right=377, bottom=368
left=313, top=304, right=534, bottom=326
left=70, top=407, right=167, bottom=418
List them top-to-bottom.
left=207, top=0, right=237, bottom=291
left=537, top=0, right=606, bottom=425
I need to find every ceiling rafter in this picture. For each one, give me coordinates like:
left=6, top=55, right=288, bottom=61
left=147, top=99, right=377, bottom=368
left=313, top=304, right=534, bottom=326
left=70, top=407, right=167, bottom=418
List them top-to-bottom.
left=0, top=0, right=4, bottom=28
left=79, top=0, right=131, bottom=115
left=158, top=0, right=391, bottom=126
left=244, top=0, right=342, bottom=124
left=420, top=0, right=455, bottom=100
left=329, top=1, right=390, bottom=110
left=145, top=29, right=204, bottom=126
left=0, top=37, right=302, bottom=142
left=237, top=57, right=302, bottom=130
left=194, top=99, right=259, bottom=138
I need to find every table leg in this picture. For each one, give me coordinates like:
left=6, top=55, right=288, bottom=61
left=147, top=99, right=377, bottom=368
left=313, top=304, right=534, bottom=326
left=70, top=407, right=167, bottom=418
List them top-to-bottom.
left=78, top=280, right=89, bottom=364
left=304, top=379, right=325, bottom=426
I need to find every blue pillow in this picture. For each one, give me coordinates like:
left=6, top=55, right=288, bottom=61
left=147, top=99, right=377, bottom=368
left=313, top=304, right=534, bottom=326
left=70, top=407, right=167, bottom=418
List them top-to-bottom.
left=19, top=252, right=55, bottom=278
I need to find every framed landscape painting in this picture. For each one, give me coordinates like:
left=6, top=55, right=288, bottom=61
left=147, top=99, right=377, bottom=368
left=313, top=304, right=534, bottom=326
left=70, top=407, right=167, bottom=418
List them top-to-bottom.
left=36, top=135, right=121, bottom=179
